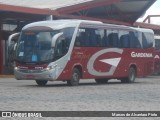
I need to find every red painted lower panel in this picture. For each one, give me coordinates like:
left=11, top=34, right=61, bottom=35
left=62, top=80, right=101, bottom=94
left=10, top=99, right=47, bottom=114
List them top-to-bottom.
left=58, top=47, right=154, bottom=80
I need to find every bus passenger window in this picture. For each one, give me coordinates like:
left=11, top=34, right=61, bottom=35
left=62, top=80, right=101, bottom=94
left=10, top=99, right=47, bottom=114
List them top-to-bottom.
left=63, top=27, right=75, bottom=50
left=75, top=28, right=85, bottom=47
left=90, top=29, right=97, bottom=46
left=96, top=29, right=105, bottom=47
left=101, top=29, right=110, bottom=47
left=84, top=30, right=90, bottom=46
left=129, top=31, right=141, bottom=48
left=108, top=32, right=119, bottom=47
left=142, top=33, right=154, bottom=48
left=142, top=33, right=148, bottom=48
left=75, top=34, right=82, bottom=47
left=95, top=34, right=101, bottom=46
left=120, top=34, right=129, bottom=48
left=55, top=36, right=67, bottom=59
left=75, top=38, right=81, bottom=46
left=155, top=38, right=160, bottom=50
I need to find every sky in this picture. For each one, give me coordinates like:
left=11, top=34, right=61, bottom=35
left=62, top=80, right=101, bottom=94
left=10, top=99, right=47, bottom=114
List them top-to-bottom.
left=137, top=0, right=160, bottom=24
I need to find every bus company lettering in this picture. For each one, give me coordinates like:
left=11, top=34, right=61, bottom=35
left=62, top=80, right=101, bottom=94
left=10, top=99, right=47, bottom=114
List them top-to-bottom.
left=131, top=52, right=153, bottom=58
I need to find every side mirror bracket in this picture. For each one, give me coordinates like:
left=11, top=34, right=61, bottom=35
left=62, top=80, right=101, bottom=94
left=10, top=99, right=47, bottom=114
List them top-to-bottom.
left=51, top=32, right=63, bottom=48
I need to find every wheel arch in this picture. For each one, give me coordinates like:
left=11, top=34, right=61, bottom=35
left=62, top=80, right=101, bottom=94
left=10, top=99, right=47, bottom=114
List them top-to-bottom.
left=72, top=64, right=83, bottom=79
left=129, top=64, right=137, bottom=76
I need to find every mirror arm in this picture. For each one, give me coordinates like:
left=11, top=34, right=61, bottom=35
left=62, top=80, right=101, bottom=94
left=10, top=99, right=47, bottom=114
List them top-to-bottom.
left=8, top=32, right=20, bottom=47
left=51, top=32, right=63, bottom=48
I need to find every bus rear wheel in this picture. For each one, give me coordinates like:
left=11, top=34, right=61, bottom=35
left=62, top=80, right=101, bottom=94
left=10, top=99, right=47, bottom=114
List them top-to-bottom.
left=121, top=67, right=136, bottom=83
left=67, top=68, right=80, bottom=86
left=95, top=79, right=108, bottom=84
left=35, top=80, right=48, bottom=86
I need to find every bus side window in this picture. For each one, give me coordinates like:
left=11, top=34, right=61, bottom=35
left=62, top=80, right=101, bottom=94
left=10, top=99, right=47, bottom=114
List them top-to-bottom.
left=63, top=27, right=75, bottom=50
left=75, top=28, right=85, bottom=47
left=88, top=28, right=101, bottom=47
left=84, top=29, right=90, bottom=47
left=90, top=29, right=97, bottom=46
left=95, top=29, right=103, bottom=47
left=96, top=29, right=106, bottom=47
left=101, top=29, right=108, bottom=47
left=108, top=31, right=119, bottom=47
left=129, top=31, right=141, bottom=48
left=75, top=32, right=82, bottom=47
left=142, top=33, right=154, bottom=48
left=142, top=33, right=148, bottom=48
left=96, top=34, right=101, bottom=46
left=120, top=34, right=130, bottom=48
left=155, top=38, right=160, bottom=50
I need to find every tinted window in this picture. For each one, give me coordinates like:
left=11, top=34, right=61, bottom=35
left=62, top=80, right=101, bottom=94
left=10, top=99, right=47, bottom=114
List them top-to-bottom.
left=75, top=27, right=153, bottom=50
left=75, top=28, right=104, bottom=47
left=108, top=30, right=119, bottom=47
left=119, top=31, right=129, bottom=48
left=129, top=31, right=141, bottom=48
left=142, top=33, right=154, bottom=48
left=155, top=39, right=160, bottom=50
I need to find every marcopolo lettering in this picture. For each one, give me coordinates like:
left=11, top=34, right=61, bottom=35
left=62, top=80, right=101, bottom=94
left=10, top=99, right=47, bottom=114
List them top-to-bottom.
left=131, top=52, right=153, bottom=58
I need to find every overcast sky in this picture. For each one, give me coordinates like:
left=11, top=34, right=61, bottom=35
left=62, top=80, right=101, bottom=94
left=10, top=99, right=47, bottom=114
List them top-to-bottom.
left=137, top=0, right=160, bottom=24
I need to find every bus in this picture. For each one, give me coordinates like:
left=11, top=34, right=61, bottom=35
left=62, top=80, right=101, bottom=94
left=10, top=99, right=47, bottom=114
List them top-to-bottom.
left=8, top=20, right=155, bottom=86
left=154, top=35, right=160, bottom=74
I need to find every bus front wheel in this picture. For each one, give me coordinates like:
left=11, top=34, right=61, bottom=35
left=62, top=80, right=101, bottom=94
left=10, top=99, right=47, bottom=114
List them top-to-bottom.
left=121, top=67, right=136, bottom=83
left=67, top=68, right=80, bottom=86
left=35, top=80, right=48, bottom=86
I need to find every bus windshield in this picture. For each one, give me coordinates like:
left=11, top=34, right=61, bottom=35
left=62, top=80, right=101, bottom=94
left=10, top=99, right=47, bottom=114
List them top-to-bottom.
left=16, top=27, right=75, bottom=64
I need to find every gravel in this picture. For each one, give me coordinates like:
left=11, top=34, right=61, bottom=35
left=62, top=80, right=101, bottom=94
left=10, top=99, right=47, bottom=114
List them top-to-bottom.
left=0, top=76, right=160, bottom=119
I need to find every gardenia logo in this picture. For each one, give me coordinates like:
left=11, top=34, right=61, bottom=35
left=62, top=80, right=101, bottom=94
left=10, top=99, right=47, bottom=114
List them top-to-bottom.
left=131, top=52, right=153, bottom=58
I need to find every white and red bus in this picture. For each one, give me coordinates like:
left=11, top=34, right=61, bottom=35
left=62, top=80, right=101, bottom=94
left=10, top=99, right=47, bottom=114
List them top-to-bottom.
left=8, top=20, right=155, bottom=86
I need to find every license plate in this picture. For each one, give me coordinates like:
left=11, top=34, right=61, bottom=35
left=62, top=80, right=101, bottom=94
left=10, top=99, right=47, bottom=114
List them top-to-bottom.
left=26, top=75, right=35, bottom=79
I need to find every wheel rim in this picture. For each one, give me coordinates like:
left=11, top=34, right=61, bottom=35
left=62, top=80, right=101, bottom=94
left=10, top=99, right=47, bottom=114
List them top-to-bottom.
left=67, top=68, right=80, bottom=86
left=129, top=69, right=135, bottom=82
left=73, top=72, right=79, bottom=82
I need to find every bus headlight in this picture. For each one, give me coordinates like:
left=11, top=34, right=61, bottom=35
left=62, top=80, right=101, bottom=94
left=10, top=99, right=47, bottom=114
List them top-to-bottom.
left=46, top=64, right=57, bottom=71
left=15, top=67, right=18, bottom=70
left=46, top=67, right=50, bottom=71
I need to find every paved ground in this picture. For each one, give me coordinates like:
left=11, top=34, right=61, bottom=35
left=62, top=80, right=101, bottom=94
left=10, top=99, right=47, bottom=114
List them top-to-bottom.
left=0, top=76, right=160, bottom=120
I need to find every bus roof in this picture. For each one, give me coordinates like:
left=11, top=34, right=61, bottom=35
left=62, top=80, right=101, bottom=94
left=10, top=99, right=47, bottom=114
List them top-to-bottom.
left=22, top=19, right=154, bottom=34
left=22, top=19, right=103, bottom=30
left=132, top=27, right=154, bottom=34
left=155, top=36, right=160, bottom=39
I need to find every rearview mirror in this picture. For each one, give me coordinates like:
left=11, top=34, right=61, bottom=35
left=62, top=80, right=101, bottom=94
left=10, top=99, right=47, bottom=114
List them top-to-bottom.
left=7, top=32, right=20, bottom=62
left=8, top=32, right=20, bottom=48
left=51, top=32, right=63, bottom=47
left=14, top=43, right=17, bottom=51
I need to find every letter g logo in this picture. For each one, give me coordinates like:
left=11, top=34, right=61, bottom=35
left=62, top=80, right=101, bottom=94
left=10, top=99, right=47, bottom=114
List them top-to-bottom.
left=87, top=48, right=123, bottom=76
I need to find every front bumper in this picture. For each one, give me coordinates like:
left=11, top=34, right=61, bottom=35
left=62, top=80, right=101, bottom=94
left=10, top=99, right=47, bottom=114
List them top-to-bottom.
left=14, top=68, right=57, bottom=81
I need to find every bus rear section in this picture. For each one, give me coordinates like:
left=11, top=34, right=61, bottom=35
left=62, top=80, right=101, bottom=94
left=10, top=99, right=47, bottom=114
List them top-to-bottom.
left=9, top=20, right=155, bottom=86
left=154, top=35, right=160, bottom=74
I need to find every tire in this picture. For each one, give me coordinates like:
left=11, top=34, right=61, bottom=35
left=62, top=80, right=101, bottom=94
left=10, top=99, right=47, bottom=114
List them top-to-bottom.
left=121, top=67, right=136, bottom=83
left=67, top=68, right=80, bottom=86
left=95, top=79, right=108, bottom=84
left=121, top=79, right=127, bottom=83
left=35, top=80, right=48, bottom=86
